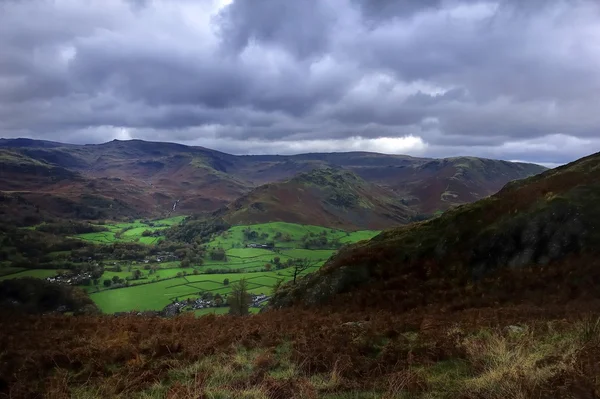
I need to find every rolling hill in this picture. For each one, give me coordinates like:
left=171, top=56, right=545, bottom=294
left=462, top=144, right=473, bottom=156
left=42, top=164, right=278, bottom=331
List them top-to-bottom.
left=0, top=138, right=546, bottom=225
left=271, top=151, right=600, bottom=311
left=215, top=168, right=416, bottom=230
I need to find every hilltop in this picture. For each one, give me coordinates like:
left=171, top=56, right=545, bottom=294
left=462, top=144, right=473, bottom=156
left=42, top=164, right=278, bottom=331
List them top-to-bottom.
left=0, top=138, right=546, bottom=225
left=271, top=151, right=600, bottom=311
left=366, top=156, right=548, bottom=213
left=215, top=168, right=415, bottom=230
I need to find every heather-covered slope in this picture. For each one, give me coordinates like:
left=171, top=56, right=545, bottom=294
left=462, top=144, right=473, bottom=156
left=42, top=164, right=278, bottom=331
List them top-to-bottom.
left=0, top=138, right=546, bottom=223
left=271, top=151, right=600, bottom=310
left=362, top=156, right=547, bottom=213
left=216, top=168, right=416, bottom=230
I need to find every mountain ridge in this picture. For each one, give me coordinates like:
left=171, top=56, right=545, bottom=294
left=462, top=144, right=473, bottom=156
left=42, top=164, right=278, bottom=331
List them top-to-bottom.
left=0, top=138, right=547, bottom=226
left=215, top=167, right=416, bottom=230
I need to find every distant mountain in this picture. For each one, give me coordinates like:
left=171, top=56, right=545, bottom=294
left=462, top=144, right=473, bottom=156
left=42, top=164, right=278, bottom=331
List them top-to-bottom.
left=0, top=138, right=547, bottom=225
left=271, top=151, right=600, bottom=311
left=360, top=156, right=548, bottom=213
left=215, top=168, right=415, bottom=230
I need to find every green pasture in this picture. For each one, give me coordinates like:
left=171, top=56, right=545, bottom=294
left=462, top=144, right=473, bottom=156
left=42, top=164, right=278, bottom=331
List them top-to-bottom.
left=74, top=216, right=185, bottom=245
left=13, top=218, right=380, bottom=314
left=208, top=221, right=379, bottom=250
left=0, top=266, right=26, bottom=277
left=0, top=269, right=61, bottom=281
left=90, top=270, right=292, bottom=313
left=90, top=277, right=191, bottom=313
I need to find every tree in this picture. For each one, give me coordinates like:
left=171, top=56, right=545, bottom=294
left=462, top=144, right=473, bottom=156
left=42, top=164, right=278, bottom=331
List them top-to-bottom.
left=210, top=248, right=227, bottom=261
left=273, top=256, right=281, bottom=266
left=181, top=258, right=191, bottom=268
left=292, top=258, right=316, bottom=284
left=264, top=263, right=272, bottom=271
left=132, top=269, right=142, bottom=280
left=193, top=269, right=199, bottom=275
left=112, top=275, right=120, bottom=284
left=92, top=278, right=99, bottom=286
left=223, top=278, right=230, bottom=286
left=228, top=278, right=251, bottom=316
left=272, top=278, right=284, bottom=295
left=103, top=279, right=112, bottom=287
left=214, top=293, right=223, bottom=307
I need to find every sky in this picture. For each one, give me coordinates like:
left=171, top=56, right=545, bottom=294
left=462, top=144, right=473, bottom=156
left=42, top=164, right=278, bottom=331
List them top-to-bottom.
left=1, top=0, right=599, bottom=166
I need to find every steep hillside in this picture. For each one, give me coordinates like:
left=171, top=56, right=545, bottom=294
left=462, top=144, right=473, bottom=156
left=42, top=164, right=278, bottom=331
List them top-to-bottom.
left=0, top=138, right=546, bottom=223
left=0, top=149, right=81, bottom=190
left=271, top=151, right=600, bottom=311
left=354, top=156, right=547, bottom=213
left=216, top=168, right=416, bottom=230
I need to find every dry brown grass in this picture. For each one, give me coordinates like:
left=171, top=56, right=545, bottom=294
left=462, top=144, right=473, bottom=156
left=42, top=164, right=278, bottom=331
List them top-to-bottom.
left=2, top=306, right=600, bottom=399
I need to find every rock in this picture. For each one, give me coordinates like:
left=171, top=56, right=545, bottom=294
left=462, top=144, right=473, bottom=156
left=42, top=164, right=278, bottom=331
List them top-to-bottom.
left=505, top=325, right=526, bottom=334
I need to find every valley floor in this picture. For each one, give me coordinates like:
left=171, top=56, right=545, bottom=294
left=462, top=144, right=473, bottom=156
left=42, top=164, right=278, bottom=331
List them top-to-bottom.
left=0, top=219, right=379, bottom=315
left=2, top=303, right=600, bottom=399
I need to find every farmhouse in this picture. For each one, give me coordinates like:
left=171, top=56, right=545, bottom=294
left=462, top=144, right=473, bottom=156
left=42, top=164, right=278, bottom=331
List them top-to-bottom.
left=245, top=243, right=275, bottom=250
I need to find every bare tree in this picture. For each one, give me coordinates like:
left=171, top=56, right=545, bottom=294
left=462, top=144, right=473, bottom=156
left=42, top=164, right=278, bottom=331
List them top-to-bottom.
left=292, top=258, right=316, bottom=284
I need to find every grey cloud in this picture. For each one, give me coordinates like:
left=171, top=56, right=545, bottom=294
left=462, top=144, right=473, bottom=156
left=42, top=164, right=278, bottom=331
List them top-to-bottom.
left=0, top=0, right=599, bottom=165
left=216, top=0, right=337, bottom=59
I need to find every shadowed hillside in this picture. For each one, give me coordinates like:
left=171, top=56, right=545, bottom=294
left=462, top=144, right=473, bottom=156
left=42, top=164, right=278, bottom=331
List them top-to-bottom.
left=0, top=139, right=546, bottom=224
left=271, top=151, right=600, bottom=311
left=362, top=156, right=548, bottom=213
left=215, top=168, right=416, bottom=230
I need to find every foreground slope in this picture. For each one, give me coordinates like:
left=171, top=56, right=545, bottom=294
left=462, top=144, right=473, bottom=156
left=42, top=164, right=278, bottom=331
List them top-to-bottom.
left=0, top=138, right=545, bottom=223
left=272, top=151, right=600, bottom=310
left=215, top=168, right=416, bottom=229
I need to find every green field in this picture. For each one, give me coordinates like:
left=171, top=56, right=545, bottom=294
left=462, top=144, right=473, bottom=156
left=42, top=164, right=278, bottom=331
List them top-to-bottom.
left=73, top=216, right=187, bottom=245
left=14, top=219, right=379, bottom=314
left=85, top=221, right=378, bottom=313
left=208, top=222, right=379, bottom=249
left=90, top=264, right=318, bottom=313
left=0, top=266, right=26, bottom=277
left=0, top=269, right=61, bottom=281
left=90, top=278, right=190, bottom=313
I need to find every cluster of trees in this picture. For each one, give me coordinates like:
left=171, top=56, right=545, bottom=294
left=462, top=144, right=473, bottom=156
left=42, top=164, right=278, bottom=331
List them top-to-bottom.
left=164, top=217, right=230, bottom=244
left=36, top=221, right=108, bottom=235
left=0, top=226, right=87, bottom=268
left=243, top=228, right=270, bottom=241
left=141, top=229, right=162, bottom=237
left=274, top=231, right=293, bottom=242
left=301, top=231, right=342, bottom=249
left=175, top=247, right=204, bottom=268
left=209, top=248, right=227, bottom=261
left=0, top=277, right=99, bottom=315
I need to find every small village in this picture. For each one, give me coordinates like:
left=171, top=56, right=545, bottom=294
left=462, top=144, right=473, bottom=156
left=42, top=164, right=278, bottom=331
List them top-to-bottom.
left=45, top=271, right=94, bottom=286
left=161, top=293, right=270, bottom=317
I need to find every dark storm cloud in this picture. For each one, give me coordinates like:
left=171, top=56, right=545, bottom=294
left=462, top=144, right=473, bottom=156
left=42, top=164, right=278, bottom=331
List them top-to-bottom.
left=0, top=0, right=599, bottom=165
left=217, top=0, right=337, bottom=59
